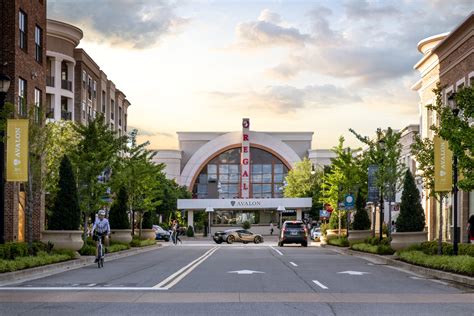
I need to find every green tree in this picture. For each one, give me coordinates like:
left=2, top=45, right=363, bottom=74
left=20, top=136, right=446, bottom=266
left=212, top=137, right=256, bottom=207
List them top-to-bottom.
left=428, top=85, right=473, bottom=191
left=49, top=155, right=81, bottom=230
left=396, top=169, right=425, bottom=232
left=108, top=186, right=130, bottom=229
left=352, top=187, right=370, bottom=230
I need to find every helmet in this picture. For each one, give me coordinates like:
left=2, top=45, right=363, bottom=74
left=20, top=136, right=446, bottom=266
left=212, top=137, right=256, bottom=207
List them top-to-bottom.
left=98, top=210, right=106, bottom=216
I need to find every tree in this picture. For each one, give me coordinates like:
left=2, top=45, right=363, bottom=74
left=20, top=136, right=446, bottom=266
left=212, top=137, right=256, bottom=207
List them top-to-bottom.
left=428, top=85, right=473, bottom=191
left=71, top=115, right=127, bottom=239
left=49, top=155, right=81, bottom=230
left=396, top=169, right=425, bottom=232
left=108, top=186, right=130, bottom=229
left=352, top=187, right=370, bottom=230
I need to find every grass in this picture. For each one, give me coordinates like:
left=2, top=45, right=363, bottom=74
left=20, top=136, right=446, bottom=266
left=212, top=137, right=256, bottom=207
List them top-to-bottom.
left=327, top=237, right=349, bottom=247
left=130, top=238, right=156, bottom=247
left=407, top=241, right=474, bottom=257
left=351, top=242, right=395, bottom=255
left=0, top=250, right=75, bottom=273
left=398, top=250, right=474, bottom=276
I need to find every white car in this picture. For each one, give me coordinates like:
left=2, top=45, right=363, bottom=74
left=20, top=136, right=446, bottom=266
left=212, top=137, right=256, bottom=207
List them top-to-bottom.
left=310, top=227, right=321, bottom=241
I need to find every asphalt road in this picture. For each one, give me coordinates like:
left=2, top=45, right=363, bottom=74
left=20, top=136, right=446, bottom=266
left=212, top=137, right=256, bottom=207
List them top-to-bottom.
left=0, top=239, right=473, bottom=315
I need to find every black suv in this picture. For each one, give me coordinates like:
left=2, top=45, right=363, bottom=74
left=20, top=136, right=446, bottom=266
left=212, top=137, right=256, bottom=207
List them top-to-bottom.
left=278, top=220, right=308, bottom=247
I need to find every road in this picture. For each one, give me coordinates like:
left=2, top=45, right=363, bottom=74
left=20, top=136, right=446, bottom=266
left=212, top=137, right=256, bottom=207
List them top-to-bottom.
left=0, top=239, right=473, bottom=315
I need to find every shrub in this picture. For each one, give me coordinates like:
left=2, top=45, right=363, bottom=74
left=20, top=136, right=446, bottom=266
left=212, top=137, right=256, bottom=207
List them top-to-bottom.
left=49, top=155, right=81, bottom=230
left=396, top=169, right=425, bottom=232
left=108, top=187, right=130, bottom=229
left=352, top=188, right=371, bottom=230
left=329, top=210, right=347, bottom=229
left=142, top=211, right=154, bottom=229
left=242, top=221, right=251, bottom=229
left=320, top=223, right=328, bottom=236
left=186, top=226, right=194, bottom=237
left=364, top=236, right=391, bottom=246
left=130, top=237, right=156, bottom=247
left=328, top=237, right=349, bottom=247
left=408, top=240, right=474, bottom=257
left=0, top=242, right=29, bottom=260
left=351, top=243, right=394, bottom=255
left=0, top=250, right=76, bottom=273
left=398, top=250, right=474, bottom=276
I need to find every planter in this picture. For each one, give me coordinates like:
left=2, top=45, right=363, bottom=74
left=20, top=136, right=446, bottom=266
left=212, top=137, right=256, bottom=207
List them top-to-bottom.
left=137, top=228, right=156, bottom=240
left=111, top=229, right=132, bottom=244
left=326, top=229, right=347, bottom=238
left=41, top=230, right=84, bottom=251
left=348, top=230, right=371, bottom=242
left=390, top=231, right=428, bottom=251
left=320, top=235, right=328, bottom=245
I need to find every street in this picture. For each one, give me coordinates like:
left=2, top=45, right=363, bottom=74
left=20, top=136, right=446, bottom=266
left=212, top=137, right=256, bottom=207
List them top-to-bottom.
left=0, top=240, right=473, bottom=315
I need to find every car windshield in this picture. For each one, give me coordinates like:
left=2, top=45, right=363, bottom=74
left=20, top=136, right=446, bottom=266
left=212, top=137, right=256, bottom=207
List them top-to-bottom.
left=285, top=223, right=304, bottom=229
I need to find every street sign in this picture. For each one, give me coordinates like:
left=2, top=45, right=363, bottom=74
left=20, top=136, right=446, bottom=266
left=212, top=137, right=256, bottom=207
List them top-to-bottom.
left=368, top=164, right=379, bottom=203
left=344, top=194, right=354, bottom=208
left=319, top=210, right=330, bottom=219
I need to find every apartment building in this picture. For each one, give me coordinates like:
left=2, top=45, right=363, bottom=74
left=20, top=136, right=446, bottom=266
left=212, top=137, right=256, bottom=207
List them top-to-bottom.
left=0, top=0, right=47, bottom=242
left=412, top=13, right=473, bottom=242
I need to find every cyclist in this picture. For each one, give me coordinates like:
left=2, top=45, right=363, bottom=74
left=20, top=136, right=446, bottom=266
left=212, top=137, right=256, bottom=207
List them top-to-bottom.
left=91, top=209, right=110, bottom=263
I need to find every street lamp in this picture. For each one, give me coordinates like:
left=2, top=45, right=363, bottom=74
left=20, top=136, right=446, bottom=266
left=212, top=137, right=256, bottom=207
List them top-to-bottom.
left=0, top=73, right=11, bottom=244
left=448, top=92, right=459, bottom=255
left=378, top=137, right=386, bottom=241
left=277, top=205, right=285, bottom=233
left=205, top=207, right=214, bottom=237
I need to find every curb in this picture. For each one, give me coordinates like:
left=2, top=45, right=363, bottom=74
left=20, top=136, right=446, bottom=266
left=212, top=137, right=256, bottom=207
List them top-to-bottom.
left=0, top=243, right=165, bottom=286
left=322, top=244, right=474, bottom=287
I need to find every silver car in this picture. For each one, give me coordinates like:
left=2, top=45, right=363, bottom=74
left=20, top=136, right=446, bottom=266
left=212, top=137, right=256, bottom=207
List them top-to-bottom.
left=213, top=229, right=264, bottom=244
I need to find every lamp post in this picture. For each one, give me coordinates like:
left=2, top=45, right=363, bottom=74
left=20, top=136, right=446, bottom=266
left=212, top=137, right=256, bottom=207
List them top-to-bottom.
left=0, top=73, right=11, bottom=244
left=448, top=93, right=459, bottom=256
left=378, top=138, right=385, bottom=242
left=277, top=205, right=285, bottom=234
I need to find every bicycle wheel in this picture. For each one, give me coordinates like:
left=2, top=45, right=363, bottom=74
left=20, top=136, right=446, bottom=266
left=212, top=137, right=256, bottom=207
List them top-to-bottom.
left=97, top=244, right=102, bottom=268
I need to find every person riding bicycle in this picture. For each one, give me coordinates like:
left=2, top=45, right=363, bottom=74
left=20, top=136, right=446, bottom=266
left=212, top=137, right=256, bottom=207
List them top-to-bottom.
left=91, top=209, right=110, bottom=263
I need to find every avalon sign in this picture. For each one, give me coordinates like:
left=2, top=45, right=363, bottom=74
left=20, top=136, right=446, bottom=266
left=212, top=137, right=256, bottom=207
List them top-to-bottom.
left=6, top=119, right=29, bottom=182
left=434, top=136, right=452, bottom=192
left=231, top=200, right=262, bottom=207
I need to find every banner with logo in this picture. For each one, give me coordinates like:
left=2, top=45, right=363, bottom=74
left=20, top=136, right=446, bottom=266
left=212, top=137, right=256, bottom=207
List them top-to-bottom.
left=6, top=119, right=29, bottom=182
left=434, top=136, right=452, bottom=192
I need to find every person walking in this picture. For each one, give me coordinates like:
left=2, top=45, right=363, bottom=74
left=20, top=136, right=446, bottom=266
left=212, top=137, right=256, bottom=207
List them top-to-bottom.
left=270, top=222, right=274, bottom=235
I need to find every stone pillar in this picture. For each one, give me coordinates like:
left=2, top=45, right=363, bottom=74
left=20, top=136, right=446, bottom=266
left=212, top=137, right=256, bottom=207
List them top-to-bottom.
left=54, top=58, right=62, bottom=120
left=296, top=209, right=302, bottom=221
left=187, top=210, right=194, bottom=228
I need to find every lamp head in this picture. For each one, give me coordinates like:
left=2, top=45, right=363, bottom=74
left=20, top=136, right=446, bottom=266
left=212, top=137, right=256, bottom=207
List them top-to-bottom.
left=0, top=73, right=11, bottom=93
left=277, top=205, right=286, bottom=212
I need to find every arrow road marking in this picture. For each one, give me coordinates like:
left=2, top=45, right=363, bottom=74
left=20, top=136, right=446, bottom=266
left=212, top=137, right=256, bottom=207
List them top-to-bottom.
left=227, top=270, right=264, bottom=275
left=338, top=271, right=370, bottom=275
left=312, top=280, right=328, bottom=289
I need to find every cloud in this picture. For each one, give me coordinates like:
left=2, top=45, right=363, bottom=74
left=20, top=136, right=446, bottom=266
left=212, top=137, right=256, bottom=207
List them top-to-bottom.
left=48, top=0, right=189, bottom=49
left=344, top=0, right=400, bottom=20
left=234, top=9, right=309, bottom=48
left=208, top=84, right=361, bottom=114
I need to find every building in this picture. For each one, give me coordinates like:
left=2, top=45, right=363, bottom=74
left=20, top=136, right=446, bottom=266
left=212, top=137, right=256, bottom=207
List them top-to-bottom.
left=0, top=0, right=47, bottom=242
left=412, top=13, right=473, bottom=242
left=153, top=118, right=333, bottom=234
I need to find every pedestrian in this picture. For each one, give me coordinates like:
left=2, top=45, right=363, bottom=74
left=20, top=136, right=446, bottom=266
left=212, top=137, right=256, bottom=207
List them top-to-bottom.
left=468, top=215, right=474, bottom=244
left=171, top=220, right=178, bottom=245
left=391, top=220, right=396, bottom=233
left=270, top=222, right=274, bottom=235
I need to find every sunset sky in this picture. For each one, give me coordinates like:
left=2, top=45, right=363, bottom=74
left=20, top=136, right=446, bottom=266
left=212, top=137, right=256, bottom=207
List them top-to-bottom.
left=48, top=0, right=473, bottom=150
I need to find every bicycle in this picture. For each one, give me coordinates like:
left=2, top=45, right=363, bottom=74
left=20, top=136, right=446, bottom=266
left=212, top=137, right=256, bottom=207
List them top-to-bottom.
left=96, top=233, right=105, bottom=268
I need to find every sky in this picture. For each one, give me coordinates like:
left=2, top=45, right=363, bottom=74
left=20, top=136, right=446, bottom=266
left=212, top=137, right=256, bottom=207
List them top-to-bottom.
left=47, top=0, right=473, bottom=150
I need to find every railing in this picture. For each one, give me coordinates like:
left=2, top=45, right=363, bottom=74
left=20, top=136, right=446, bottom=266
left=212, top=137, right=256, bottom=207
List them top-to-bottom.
left=46, top=76, right=55, bottom=87
left=61, top=80, right=72, bottom=91
left=46, top=110, right=54, bottom=119
left=61, top=111, right=72, bottom=120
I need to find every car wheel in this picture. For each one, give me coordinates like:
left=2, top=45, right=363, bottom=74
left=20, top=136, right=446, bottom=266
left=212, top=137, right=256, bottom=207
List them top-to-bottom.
left=227, top=235, right=235, bottom=244
left=254, top=236, right=262, bottom=244
left=215, top=240, right=223, bottom=244
left=243, top=241, right=248, bottom=244
left=302, top=242, right=308, bottom=247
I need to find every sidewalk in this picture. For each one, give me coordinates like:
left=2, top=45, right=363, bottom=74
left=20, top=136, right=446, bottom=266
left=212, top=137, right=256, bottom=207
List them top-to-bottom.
left=0, top=243, right=164, bottom=286
left=322, top=244, right=474, bottom=288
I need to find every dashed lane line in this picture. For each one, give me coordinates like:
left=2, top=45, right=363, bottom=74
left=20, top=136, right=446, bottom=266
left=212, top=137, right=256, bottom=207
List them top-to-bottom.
left=269, top=246, right=283, bottom=256
left=289, top=262, right=298, bottom=267
left=312, top=280, right=328, bottom=290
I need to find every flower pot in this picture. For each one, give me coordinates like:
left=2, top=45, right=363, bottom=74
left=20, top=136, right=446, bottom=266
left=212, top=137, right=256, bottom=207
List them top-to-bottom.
left=138, top=228, right=156, bottom=240
left=111, top=229, right=132, bottom=244
left=326, top=229, right=347, bottom=238
left=41, top=230, right=84, bottom=251
left=348, top=230, right=371, bottom=242
left=390, top=231, right=427, bottom=251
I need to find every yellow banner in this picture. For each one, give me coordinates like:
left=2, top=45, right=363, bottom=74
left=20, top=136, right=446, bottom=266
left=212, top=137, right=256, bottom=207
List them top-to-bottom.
left=6, top=119, right=29, bottom=182
left=434, top=136, right=452, bottom=192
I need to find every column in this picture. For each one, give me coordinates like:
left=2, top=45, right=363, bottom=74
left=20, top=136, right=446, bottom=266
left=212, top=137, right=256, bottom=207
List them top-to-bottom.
left=54, top=58, right=62, bottom=120
left=296, top=209, right=302, bottom=221
left=187, top=210, right=194, bottom=228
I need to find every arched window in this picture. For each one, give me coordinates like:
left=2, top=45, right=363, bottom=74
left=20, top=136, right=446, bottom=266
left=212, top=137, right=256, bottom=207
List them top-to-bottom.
left=192, top=147, right=288, bottom=199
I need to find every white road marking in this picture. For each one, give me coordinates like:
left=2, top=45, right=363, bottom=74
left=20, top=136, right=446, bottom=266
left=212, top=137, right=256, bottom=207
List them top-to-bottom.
left=153, top=246, right=219, bottom=289
left=269, top=246, right=283, bottom=256
left=289, top=262, right=298, bottom=267
left=385, top=265, right=424, bottom=278
left=227, top=270, right=264, bottom=275
left=337, top=271, right=370, bottom=275
left=409, top=276, right=448, bottom=286
left=312, top=280, right=328, bottom=289
left=87, top=283, right=96, bottom=287
left=0, top=287, right=168, bottom=291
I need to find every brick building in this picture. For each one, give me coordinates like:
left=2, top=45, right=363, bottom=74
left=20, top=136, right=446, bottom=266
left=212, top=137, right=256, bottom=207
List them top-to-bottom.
left=0, top=0, right=47, bottom=242
left=412, top=13, right=474, bottom=242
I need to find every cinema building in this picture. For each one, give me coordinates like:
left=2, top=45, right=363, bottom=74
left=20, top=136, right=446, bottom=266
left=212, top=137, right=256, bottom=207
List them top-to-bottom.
left=153, top=119, right=334, bottom=234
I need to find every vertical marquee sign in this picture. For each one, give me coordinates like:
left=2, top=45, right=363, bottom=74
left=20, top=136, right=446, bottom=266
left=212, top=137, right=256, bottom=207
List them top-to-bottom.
left=241, top=118, right=250, bottom=198
left=6, top=119, right=29, bottom=182
left=434, top=135, right=452, bottom=192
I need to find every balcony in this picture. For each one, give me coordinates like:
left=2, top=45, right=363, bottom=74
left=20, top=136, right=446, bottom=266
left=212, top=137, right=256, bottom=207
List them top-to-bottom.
left=46, top=76, right=55, bottom=87
left=61, top=80, right=72, bottom=91
left=46, top=109, right=54, bottom=119
left=61, top=111, right=72, bottom=120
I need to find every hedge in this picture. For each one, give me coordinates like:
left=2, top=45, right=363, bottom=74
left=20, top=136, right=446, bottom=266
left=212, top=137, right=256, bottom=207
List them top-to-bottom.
left=327, top=237, right=349, bottom=247
left=130, top=238, right=156, bottom=247
left=407, top=241, right=474, bottom=257
left=351, top=243, right=395, bottom=255
left=0, top=250, right=75, bottom=273
left=398, top=250, right=474, bottom=276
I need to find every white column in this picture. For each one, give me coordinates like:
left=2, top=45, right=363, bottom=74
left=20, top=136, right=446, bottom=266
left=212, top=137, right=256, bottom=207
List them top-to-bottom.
left=54, top=58, right=62, bottom=120
left=296, top=209, right=302, bottom=221
left=187, top=210, right=194, bottom=228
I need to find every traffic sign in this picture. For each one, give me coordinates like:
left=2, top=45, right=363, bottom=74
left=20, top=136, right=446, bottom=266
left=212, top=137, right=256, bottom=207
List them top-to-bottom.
left=344, top=194, right=355, bottom=208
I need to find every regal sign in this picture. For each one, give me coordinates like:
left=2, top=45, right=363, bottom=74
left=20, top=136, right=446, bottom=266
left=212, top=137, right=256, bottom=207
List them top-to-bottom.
left=241, top=118, right=250, bottom=198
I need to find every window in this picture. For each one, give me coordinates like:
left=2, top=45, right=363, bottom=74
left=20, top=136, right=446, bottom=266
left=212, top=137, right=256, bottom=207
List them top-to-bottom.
left=19, top=11, right=27, bottom=50
left=35, top=25, right=42, bottom=63
left=82, top=70, right=86, bottom=85
left=87, top=77, right=92, bottom=100
left=18, top=78, right=26, bottom=116
left=93, top=81, right=97, bottom=99
left=34, top=88, right=42, bottom=122
left=101, top=91, right=106, bottom=112
left=110, top=99, right=115, bottom=120
left=119, top=107, right=122, bottom=126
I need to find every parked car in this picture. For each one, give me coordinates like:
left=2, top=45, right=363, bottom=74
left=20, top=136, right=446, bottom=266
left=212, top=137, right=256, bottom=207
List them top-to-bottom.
left=278, top=220, right=308, bottom=247
left=153, top=225, right=170, bottom=242
left=310, top=227, right=321, bottom=241
left=213, top=229, right=264, bottom=244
